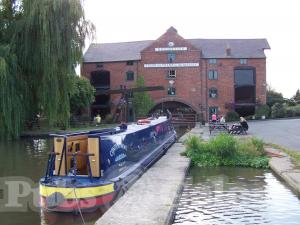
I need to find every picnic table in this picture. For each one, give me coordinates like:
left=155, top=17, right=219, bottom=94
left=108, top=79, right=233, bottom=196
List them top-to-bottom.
left=209, top=122, right=229, bottom=135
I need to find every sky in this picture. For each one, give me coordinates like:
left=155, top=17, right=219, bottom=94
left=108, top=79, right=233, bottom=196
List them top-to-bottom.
left=83, top=0, right=300, bottom=98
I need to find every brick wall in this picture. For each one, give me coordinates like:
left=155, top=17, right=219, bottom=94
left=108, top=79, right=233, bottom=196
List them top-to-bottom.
left=81, top=29, right=267, bottom=121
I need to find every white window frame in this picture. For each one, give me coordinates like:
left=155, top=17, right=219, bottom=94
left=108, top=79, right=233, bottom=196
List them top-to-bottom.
left=167, top=69, right=176, bottom=78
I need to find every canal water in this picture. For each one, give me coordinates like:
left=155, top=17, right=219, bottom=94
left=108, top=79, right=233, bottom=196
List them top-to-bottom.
left=1, top=131, right=300, bottom=225
left=0, top=138, right=106, bottom=225
left=173, top=167, right=300, bottom=225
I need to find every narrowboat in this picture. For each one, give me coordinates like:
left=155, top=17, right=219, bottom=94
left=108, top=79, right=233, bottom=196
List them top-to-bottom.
left=39, top=116, right=176, bottom=212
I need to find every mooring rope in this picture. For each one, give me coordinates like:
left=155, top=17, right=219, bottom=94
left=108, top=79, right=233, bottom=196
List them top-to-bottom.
left=73, top=187, right=86, bottom=225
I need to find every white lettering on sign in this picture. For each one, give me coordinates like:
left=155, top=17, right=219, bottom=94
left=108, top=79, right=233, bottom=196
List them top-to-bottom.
left=155, top=47, right=188, bottom=52
left=144, top=63, right=199, bottom=68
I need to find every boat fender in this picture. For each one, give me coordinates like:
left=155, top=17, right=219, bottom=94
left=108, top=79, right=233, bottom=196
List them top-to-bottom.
left=137, top=119, right=150, bottom=125
left=45, top=192, right=65, bottom=209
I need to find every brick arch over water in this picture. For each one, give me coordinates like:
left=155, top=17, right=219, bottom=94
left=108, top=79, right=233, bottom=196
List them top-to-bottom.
left=149, top=97, right=199, bottom=114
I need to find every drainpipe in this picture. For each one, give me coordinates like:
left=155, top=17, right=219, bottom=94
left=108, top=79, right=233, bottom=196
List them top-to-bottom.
left=205, top=60, right=208, bottom=122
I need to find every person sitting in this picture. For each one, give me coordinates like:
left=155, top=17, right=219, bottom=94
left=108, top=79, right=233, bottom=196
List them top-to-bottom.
left=211, top=113, right=217, bottom=123
left=220, top=115, right=226, bottom=124
left=229, top=117, right=249, bottom=134
left=240, top=117, right=248, bottom=132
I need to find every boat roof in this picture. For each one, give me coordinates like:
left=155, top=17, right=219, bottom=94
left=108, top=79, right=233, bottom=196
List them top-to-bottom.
left=50, top=116, right=168, bottom=138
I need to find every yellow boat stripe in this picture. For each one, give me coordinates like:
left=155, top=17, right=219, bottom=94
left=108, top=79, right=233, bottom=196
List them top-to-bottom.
left=40, top=183, right=114, bottom=199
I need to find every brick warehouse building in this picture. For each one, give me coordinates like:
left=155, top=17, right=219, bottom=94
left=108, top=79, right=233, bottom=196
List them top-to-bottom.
left=82, top=27, right=270, bottom=121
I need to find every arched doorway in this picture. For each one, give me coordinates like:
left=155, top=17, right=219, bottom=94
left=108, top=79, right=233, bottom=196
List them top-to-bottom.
left=90, top=70, right=111, bottom=118
left=150, top=100, right=198, bottom=127
left=150, top=101, right=197, bottom=114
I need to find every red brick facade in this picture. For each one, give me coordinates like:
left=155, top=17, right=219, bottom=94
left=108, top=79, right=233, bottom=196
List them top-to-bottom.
left=82, top=27, right=268, bottom=121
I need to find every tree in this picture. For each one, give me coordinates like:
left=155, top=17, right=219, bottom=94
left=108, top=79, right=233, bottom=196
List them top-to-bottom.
left=0, top=0, right=94, bottom=138
left=0, top=1, right=25, bottom=138
left=70, top=75, right=95, bottom=116
left=132, top=76, right=155, bottom=118
left=266, top=85, right=284, bottom=107
left=292, top=89, right=300, bottom=102
left=271, top=103, right=286, bottom=118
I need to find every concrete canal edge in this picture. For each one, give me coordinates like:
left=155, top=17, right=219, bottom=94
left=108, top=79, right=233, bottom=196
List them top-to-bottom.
left=95, top=128, right=199, bottom=225
left=266, top=147, right=300, bottom=196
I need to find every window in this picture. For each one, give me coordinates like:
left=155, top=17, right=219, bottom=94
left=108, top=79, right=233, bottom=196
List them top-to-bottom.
left=167, top=53, right=176, bottom=63
left=208, top=59, right=217, bottom=64
left=240, top=59, right=247, bottom=64
left=126, top=61, right=134, bottom=66
left=96, top=63, right=103, bottom=68
left=167, top=69, right=176, bottom=78
left=234, top=69, right=255, bottom=86
left=208, top=70, right=218, bottom=80
left=126, top=71, right=134, bottom=81
left=167, top=87, right=176, bottom=96
left=209, top=88, right=218, bottom=98
left=209, top=107, right=218, bottom=117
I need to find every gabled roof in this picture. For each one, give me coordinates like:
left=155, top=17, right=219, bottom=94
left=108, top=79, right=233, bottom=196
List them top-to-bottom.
left=83, top=39, right=270, bottom=63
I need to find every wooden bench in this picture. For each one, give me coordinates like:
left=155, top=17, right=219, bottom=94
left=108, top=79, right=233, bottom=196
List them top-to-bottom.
left=209, top=122, right=229, bottom=135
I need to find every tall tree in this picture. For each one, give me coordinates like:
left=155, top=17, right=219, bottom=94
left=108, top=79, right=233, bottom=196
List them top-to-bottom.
left=0, top=0, right=94, bottom=138
left=0, top=0, right=24, bottom=138
left=16, top=0, right=94, bottom=127
left=69, top=75, right=95, bottom=116
left=132, top=76, right=155, bottom=118
left=266, top=85, right=284, bottom=107
left=292, top=89, right=300, bottom=102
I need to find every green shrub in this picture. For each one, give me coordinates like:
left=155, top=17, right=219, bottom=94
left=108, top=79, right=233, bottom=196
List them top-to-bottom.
left=271, top=103, right=286, bottom=118
left=255, top=105, right=270, bottom=118
left=285, top=105, right=300, bottom=117
left=292, top=105, right=300, bottom=116
left=286, top=108, right=296, bottom=117
left=225, top=111, right=240, bottom=122
left=104, top=114, right=114, bottom=124
left=209, top=134, right=237, bottom=158
left=184, top=135, right=269, bottom=168
left=237, top=137, right=264, bottom=157
left=251, top=137, right=264, bottom=154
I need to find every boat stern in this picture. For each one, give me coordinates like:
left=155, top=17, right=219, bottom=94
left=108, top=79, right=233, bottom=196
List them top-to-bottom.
left=39, top=177, right=115, bottom=212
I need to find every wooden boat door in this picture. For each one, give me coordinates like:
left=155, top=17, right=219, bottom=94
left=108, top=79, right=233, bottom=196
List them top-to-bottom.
left=88, top=137, right=100, bottom=177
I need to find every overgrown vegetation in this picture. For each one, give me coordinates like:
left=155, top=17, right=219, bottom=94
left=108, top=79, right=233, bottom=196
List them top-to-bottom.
left=184, top=134, right=269, bottom=168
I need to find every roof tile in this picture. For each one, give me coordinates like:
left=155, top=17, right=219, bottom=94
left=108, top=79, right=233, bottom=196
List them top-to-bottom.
left=83, top=39, right=270, bottom=63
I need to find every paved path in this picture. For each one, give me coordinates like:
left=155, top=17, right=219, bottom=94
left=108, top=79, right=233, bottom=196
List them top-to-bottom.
left=247, top=118, right=300, bottom=152
left=95, top=131, right=193, bottom=225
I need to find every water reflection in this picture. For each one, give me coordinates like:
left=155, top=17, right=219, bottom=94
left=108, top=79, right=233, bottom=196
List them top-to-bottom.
left=0, top=138, right=51, bottom=181
left=173, top=167, right=300, bottom=225
left=41, top=208, right=108, bottom=225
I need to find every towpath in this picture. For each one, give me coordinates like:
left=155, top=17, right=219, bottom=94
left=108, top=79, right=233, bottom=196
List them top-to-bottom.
left=95, top=127, right=199, bottom=225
